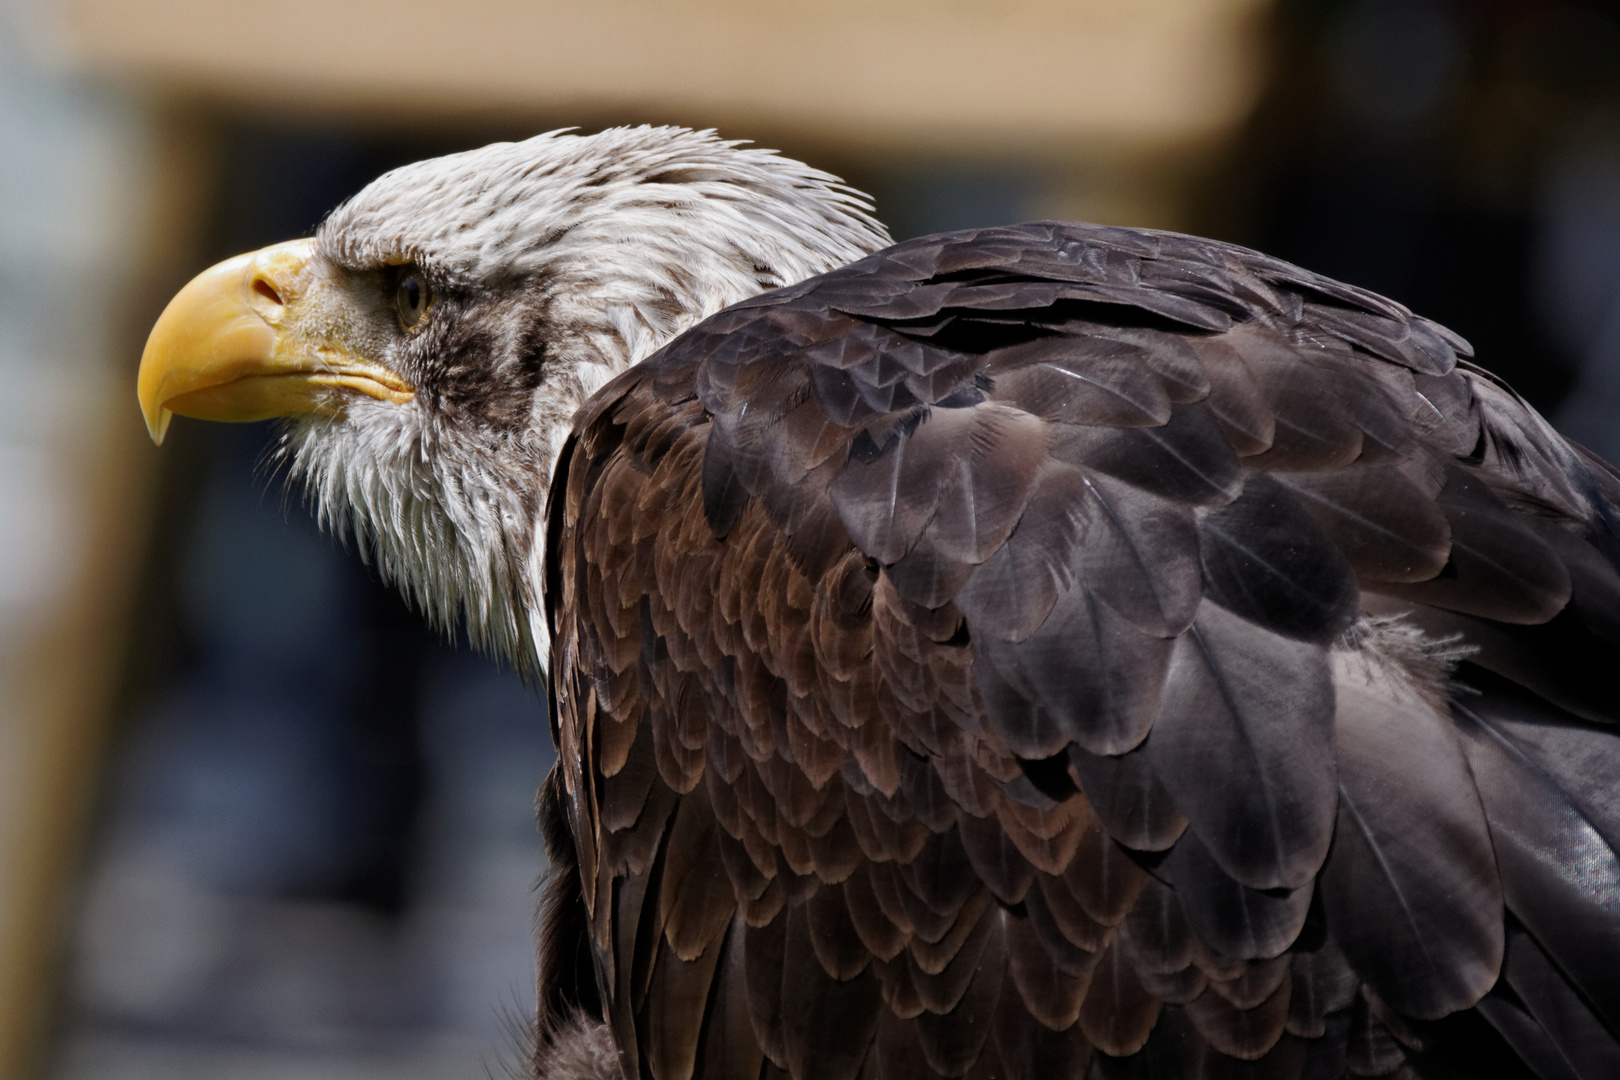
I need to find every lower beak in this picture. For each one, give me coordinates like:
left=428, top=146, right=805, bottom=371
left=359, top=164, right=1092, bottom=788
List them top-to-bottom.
left=137, top=238, right=413, bottom=445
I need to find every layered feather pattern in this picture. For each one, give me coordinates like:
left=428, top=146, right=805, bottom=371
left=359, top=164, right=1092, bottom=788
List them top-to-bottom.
left=546, top=222, right=1620, bottom=1080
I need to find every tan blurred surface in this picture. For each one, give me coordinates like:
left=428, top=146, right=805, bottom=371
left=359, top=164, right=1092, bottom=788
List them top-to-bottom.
left=48, top=0, right=1269, bottom=153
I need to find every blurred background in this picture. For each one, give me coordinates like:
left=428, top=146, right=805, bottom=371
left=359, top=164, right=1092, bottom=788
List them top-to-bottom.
left=0, top=0, right=1617, bottom=1076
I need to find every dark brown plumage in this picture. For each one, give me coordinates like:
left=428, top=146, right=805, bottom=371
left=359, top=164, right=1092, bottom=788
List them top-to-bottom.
left=541, top=222, right=1620, bottom=1080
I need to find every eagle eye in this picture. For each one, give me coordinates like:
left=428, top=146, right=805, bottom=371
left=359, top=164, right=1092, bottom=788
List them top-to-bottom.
left=394, top=268, right=431, bottom=330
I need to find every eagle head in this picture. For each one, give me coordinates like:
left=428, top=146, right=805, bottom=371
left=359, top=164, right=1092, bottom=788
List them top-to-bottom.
left=137, top=127, right=889, bottom=671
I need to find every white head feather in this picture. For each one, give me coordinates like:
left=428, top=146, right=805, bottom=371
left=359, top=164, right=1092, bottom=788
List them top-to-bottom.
left=279, top=127, right=890, bottom=673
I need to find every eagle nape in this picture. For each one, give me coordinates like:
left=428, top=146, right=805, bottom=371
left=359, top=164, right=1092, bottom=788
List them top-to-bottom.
left=135, top=127, right=1620, bottom=1080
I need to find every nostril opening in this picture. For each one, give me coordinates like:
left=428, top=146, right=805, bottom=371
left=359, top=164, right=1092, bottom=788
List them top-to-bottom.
left=252, top=277, right=284, bottom=306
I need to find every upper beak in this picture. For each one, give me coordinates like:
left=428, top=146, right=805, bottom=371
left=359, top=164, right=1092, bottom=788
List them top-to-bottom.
left=137, top=238, right=413, bottom=445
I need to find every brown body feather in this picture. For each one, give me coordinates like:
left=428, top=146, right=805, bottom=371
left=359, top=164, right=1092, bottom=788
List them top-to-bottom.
left=543, top=223, right=1620, bottom=1080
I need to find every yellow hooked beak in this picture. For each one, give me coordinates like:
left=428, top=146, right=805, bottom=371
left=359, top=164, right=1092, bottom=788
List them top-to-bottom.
left=137, top=239, right=413, bottom=444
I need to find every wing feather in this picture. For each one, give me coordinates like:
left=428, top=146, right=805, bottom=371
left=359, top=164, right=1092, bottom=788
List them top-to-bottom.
left=1196, top=474, right=1358, bottom=643
left=1145, top=603, right=1337, bottom=891
left=1319, top=648, right=1502, bottom=1020
left=1455, top=700, right=1620, bottom=1034
left=1485, top=926, right=1620, bottom=1080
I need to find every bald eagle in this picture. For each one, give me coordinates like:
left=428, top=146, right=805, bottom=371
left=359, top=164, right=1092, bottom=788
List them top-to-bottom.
left=137, top=127, right=1620, bottom=1080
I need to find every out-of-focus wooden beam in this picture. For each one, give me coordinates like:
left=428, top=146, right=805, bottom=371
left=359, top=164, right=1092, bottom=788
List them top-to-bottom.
left=46, top=0, right=1269, bottom=154
left=0, top=111, right=215, bottom=1080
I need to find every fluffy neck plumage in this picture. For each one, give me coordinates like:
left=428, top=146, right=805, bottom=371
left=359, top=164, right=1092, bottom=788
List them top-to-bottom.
left=286, top=128, right=891, bottom=674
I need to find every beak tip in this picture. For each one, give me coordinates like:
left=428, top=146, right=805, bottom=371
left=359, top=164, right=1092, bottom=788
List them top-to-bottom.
left=142, top=403, right=170, bottom=445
